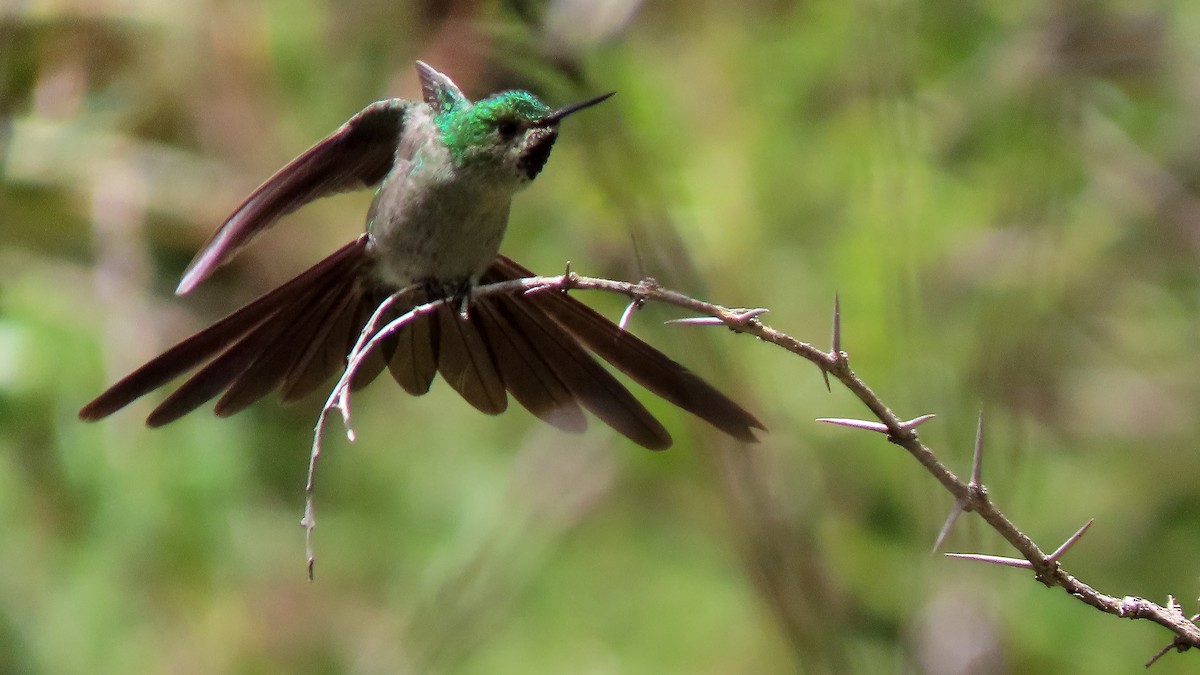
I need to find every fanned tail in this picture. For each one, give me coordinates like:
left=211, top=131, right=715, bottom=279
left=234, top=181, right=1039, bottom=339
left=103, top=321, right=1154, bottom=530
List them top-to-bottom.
left=81, top=246, right=762, bottom=449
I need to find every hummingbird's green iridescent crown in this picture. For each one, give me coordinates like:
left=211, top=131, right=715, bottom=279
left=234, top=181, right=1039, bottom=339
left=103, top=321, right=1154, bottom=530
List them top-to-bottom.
left=413, top=61, right=613, bottom=171
left=444, top=93, right=550, bottom=159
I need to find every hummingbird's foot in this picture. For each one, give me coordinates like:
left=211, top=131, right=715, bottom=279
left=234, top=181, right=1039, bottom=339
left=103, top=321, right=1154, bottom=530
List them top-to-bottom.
left=419, top=278, right=475, bottom=320
left=455, top=292, right=471, bottom=320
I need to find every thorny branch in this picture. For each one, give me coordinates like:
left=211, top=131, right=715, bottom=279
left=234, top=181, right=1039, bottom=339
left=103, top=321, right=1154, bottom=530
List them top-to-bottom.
left=306, top=270, right=1200, bottom=664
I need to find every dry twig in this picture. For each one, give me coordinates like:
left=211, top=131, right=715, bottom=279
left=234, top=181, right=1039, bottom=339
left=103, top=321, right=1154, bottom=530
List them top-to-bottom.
left=303, top=270, right=1200, bottom=665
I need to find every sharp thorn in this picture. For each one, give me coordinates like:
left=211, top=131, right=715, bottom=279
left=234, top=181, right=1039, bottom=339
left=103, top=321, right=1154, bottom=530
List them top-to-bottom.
left=523, top=283, right=556, bottom=296
left=831, top=292, right=841, bottom=356
left=618, top=299, right=640, bottom=331
left=733, top=307, right=770, bottom=322
left=664, top=317, right=726, bottom=326
left=971, top=406, right=985, bottom=487
left=900, top=413, right=937, bottom=429
left=816, top=417, right=890, bottom=434
left=933, top=499, right=967, bottom=552
left=1047, top=518, right=1095, bottom=561
left=944, top=552, right=1033, bottom=568
left=1145, top=642, right=1175, bottom=668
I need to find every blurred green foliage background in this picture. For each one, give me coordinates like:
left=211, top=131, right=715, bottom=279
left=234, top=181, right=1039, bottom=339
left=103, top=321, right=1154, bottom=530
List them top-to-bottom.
left=4, top=0, right=1200, bottom=672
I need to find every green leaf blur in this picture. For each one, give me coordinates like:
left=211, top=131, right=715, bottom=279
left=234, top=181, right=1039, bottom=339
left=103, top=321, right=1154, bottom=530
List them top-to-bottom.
left=3, top=0, right=1199, bottom=672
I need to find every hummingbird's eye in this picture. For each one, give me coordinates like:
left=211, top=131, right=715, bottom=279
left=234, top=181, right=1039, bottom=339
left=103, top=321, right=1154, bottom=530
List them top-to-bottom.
left=496, top=119, right=520, bottom=140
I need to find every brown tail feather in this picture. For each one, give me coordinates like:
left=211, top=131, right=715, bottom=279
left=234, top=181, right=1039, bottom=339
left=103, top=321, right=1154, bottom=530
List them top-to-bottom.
left=78, top=236, right=370, bottom=422
left=149, top=241, right=371, bottom=426
left=486, top=256, right=765, bottom=442
left=214, top=262, right=361, bottom=416
left=279, top=272, right=365, bottom=401
left=287, top=272, right=368, bottom=400
left=387, top=289, right=439, bottom=395
left=487, top=290, right=672, bottom=449
left=153, top=298, right=301, bottom=425
left=473, top=298, right=587, bottom=433
left=436, top=303, right=507, bottom=414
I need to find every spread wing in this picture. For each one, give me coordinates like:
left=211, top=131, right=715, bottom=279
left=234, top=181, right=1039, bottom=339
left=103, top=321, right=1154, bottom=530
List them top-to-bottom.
left=175, top=98, right=413, bottom=295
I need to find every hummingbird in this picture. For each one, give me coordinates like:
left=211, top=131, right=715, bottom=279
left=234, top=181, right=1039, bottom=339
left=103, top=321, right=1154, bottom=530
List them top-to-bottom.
left=79, top=62, right=763, bottom=449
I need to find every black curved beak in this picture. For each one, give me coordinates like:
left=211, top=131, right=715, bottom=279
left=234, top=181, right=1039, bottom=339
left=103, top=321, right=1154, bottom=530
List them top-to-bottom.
left=534, top=91, right=616, bottom=127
